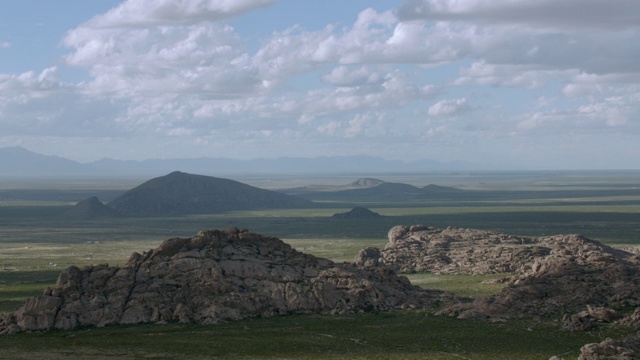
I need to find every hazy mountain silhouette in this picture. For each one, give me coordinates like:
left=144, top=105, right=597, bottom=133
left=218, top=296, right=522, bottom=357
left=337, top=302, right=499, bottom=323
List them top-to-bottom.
left=0, top=146, right=87, bottom=177
left=0, top=147, right=482, bottom=178
left=89, top=156, right=478, bottom=175
left=107, top=171, right=313, bottom=216
left=281, top=177, right=388, bottom=196
left=301, top=182, right=463, bottom=201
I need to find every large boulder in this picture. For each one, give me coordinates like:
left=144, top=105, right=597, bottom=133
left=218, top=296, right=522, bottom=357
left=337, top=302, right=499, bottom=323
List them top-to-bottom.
left=0, top=227, right=458, bottom=334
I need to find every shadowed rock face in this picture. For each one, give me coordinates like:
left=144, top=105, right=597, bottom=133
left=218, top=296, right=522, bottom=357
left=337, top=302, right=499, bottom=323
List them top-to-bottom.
left=0, top=227, right=458, bottom=334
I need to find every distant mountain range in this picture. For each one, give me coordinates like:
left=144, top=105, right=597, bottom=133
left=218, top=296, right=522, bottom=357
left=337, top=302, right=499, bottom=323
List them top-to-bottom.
left=0, top=146, right=483, bottom=178
left=65, top=172, right=466, bottom=218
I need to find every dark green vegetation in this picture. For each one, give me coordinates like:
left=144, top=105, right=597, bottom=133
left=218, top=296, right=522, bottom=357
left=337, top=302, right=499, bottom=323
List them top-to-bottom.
left=1, top=170, right=640, bottom=358
left=1, top=312, right=633, bottom=360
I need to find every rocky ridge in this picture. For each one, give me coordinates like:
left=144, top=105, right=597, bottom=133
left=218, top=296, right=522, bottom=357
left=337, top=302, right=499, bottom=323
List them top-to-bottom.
left=355, top=225, right=640, bottom=359
left=356, top=225, right=640, bottom=320
left=0, top=227, right=457, bottom=334
left=437, top=233, right=640, bottom=320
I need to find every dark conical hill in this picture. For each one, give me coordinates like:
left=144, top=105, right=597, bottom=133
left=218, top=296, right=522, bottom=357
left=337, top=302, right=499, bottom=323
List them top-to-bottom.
left=107, top=171, right=313, bottom=216
left=66, top=196, right=119, bottom=219
left=332, top=207, right=382, bottom=219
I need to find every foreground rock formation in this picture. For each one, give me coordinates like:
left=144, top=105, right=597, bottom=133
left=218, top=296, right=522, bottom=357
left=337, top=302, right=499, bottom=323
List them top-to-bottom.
left=355, top=225, right=640, bottom=359
left=356, top=225, right=640, bottom=319
left=0, top=227, right=457, bottom=334
left=436, top=232, right=640, bottom=320
left=579, top=332, right=640, bottom=359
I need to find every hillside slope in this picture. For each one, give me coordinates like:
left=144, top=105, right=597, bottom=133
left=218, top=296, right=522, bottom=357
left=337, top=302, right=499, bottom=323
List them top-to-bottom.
left=107, top=171, right=313, bottom=216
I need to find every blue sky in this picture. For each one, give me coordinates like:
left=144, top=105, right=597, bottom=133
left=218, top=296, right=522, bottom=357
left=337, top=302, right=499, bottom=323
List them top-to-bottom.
left=1, top=0, right=639, bottom=169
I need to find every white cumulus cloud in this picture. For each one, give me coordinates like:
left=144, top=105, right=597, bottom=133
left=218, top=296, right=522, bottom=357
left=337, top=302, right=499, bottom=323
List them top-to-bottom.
left=84, top=0, right=276, bottom=28
left=428, top=98, right=470, bottom=117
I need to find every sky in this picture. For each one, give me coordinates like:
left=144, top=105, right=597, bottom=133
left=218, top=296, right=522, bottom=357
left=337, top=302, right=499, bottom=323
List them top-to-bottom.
left=1, top=0, right=639, bottom=170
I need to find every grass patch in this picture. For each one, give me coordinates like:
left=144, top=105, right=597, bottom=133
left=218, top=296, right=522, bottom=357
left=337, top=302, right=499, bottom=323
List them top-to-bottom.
left=0, top=172, right=639, bottom=357
left=284, top=238, right=388, bottom=263
left=0, top=270, right=59, bottom=314
left=405, top=273, right=508, bottom=299
left=0, top=280, right=55, bottom=314
left=0, top=311, right=633, bottom=359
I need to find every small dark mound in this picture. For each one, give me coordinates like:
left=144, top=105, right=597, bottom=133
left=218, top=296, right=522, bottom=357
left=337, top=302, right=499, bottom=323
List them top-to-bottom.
left=65, top=196, right=118, bottom=219
left=332, top=207, right=382, bottom=219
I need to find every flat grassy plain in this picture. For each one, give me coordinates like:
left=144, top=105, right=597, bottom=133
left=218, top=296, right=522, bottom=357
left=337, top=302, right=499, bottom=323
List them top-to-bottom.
left=1, top=170, right=640, bottom=359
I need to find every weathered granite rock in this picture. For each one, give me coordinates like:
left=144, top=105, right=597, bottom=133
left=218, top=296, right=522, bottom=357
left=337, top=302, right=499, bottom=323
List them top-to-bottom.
left=356, top=225, right=548, bottom=274
left=367, top=225, right=640, bottom=359
left=0, top=227, right=458, bottom=334
left=437, top=234, right=640, bottom=320
left=562, top=306, right=623, bottom=331
left=579, top=332, right=640, bottom=359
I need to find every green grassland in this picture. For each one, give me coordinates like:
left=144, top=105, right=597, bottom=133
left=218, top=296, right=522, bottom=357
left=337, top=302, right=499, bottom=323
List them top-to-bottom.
left=1, top=171, right=640, bottom=358
left=1, top=312, right=633, bottom=360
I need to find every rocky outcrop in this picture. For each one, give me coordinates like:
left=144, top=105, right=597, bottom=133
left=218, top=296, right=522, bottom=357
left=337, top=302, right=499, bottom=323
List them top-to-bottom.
left=356, top=224, right=640, bottom=318
left=356, top=225, right=547, bottom=274
left=357, top=225, right=640, bottom=358
left=0, top=227, right=458, bottom=334
left=437, top=233, right=640, bottom=320
left=562, top=306, right=623, bottom=331
left=579, top=332, right=640, bottom=359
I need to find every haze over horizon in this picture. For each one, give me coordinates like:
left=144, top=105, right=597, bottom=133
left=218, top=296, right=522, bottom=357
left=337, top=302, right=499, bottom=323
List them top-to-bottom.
left=1, top=1, right=639, bottom=170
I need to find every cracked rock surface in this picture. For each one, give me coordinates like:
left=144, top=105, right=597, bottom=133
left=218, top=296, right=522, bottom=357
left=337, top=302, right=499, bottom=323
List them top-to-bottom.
left=356, top=225, right=549, bottom=274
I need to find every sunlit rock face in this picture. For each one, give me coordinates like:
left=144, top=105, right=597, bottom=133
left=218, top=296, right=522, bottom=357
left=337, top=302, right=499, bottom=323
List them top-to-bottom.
left=356, top=225, right=547, bottom=274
